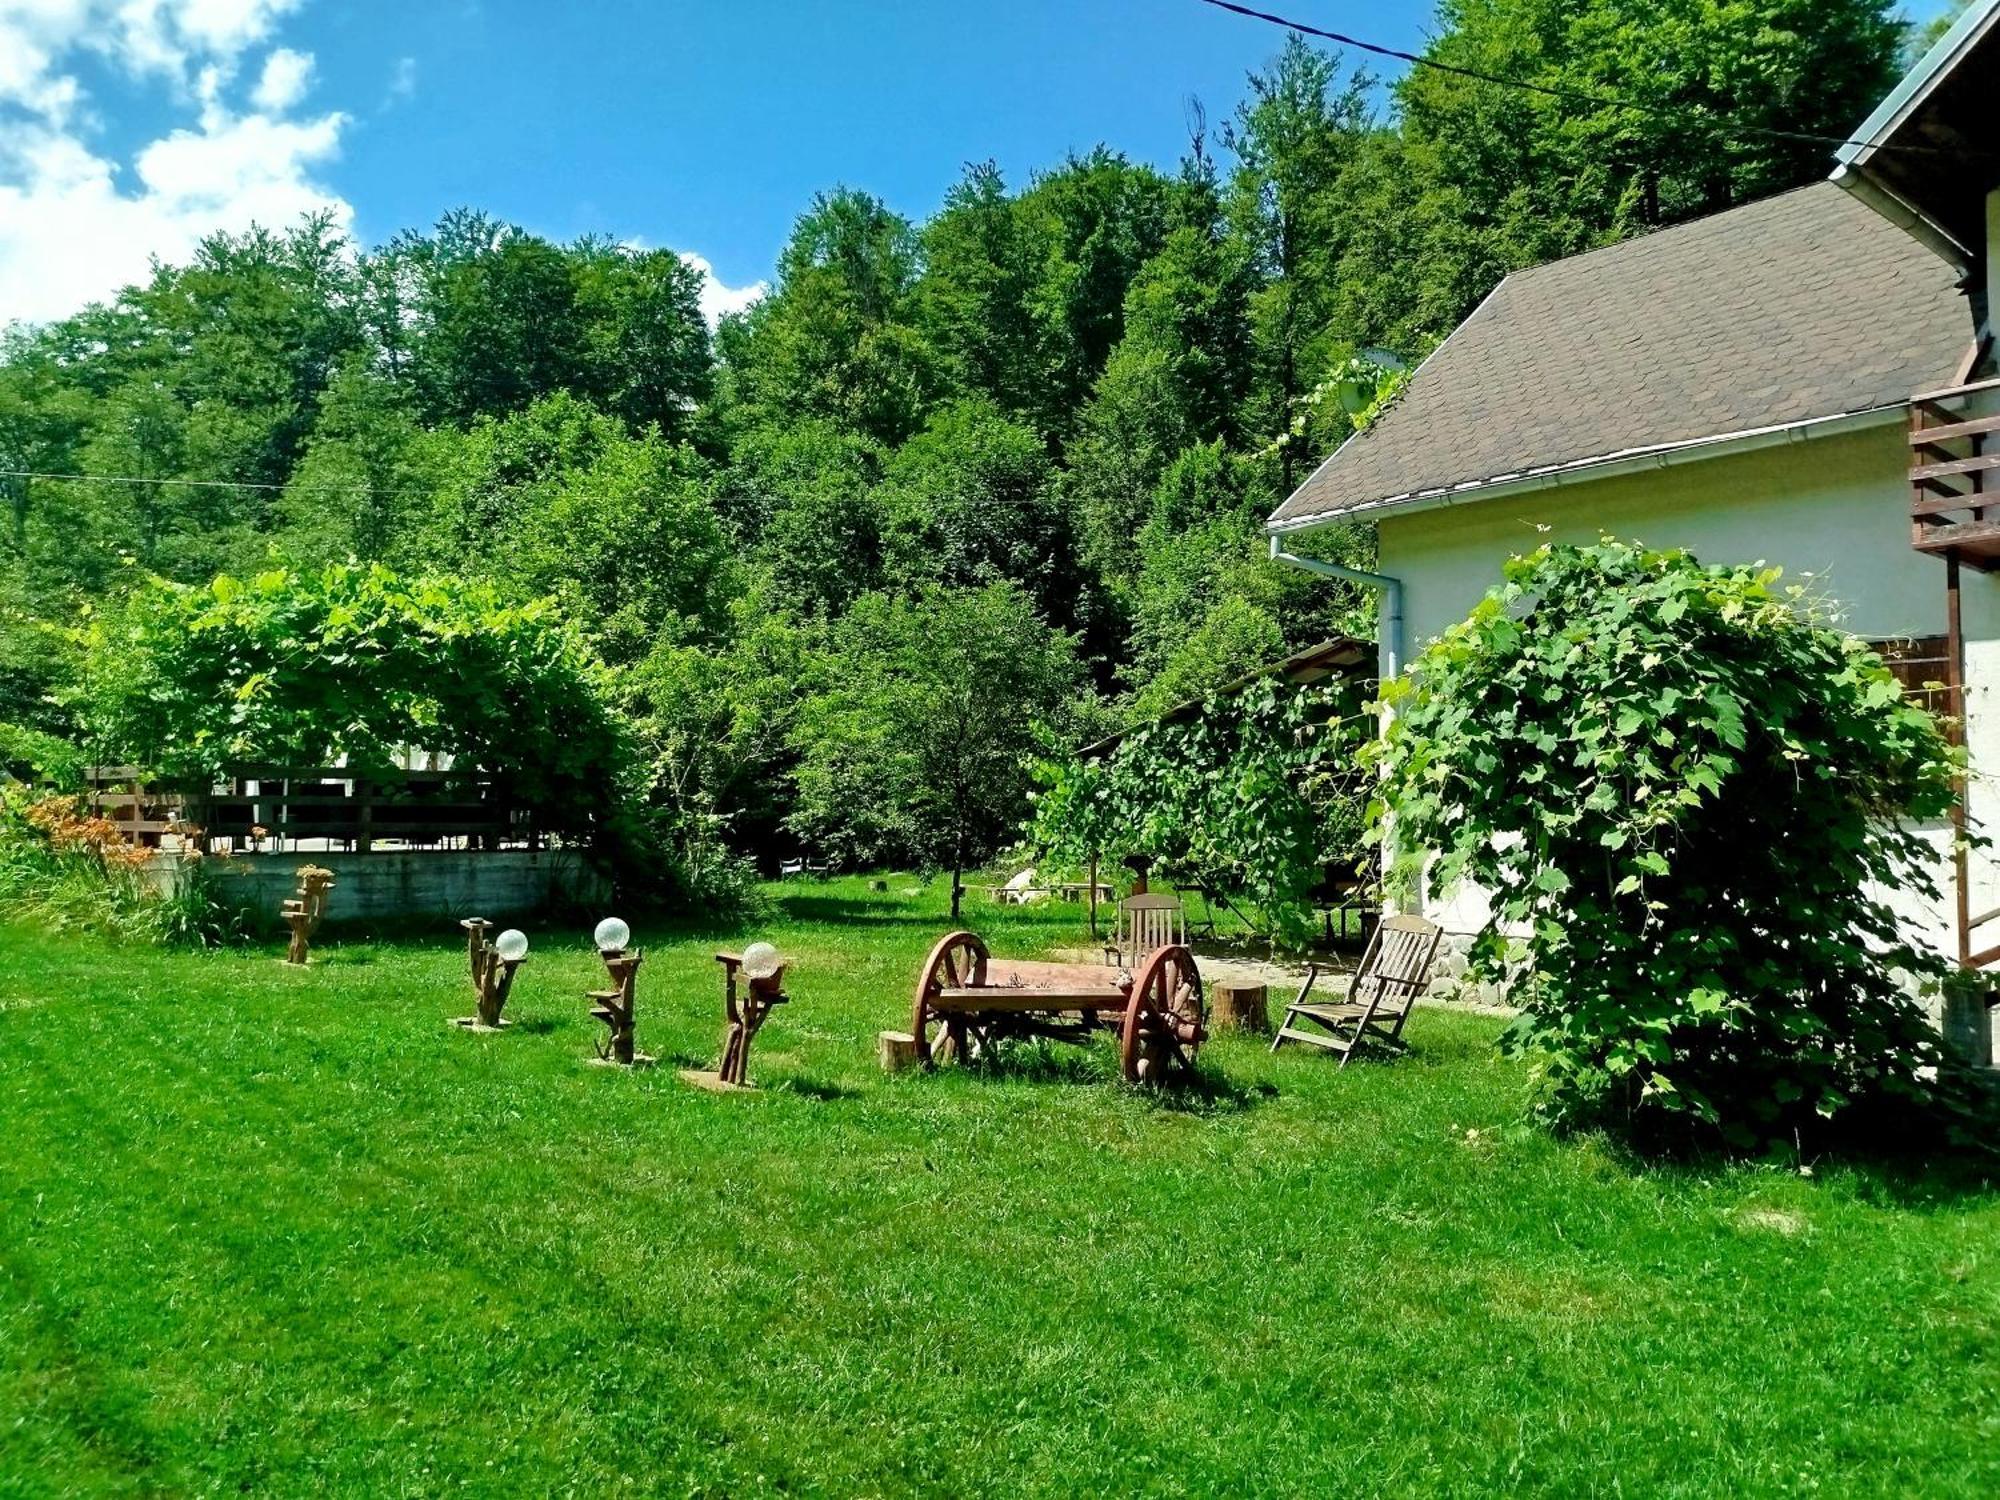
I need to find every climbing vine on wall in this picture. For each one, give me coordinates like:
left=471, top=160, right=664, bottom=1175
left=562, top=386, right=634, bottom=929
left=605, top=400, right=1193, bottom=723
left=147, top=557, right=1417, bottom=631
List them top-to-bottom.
left=1371, top=537, right=1967, bottom=1151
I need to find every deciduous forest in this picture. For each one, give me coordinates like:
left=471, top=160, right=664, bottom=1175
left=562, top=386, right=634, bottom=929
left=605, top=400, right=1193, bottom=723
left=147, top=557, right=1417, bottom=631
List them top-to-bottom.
left=0, top=1, right=1916, bottom=902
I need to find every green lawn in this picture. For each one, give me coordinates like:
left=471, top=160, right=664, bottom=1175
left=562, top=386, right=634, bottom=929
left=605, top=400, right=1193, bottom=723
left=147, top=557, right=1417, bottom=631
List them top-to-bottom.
left=1, top=877, right=1995, bottom=1497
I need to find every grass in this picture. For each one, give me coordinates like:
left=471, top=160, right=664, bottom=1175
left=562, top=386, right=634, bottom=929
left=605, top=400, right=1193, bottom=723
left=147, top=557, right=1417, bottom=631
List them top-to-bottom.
left=1, top=875, right=1996, bottom=1497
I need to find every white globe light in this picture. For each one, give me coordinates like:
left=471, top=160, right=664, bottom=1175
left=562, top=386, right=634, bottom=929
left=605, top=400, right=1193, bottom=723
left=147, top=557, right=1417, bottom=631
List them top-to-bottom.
left=594, top=916, right=631, bottom=953
left=494, top=929, right=529, bottom=963
left=741, top=941, right=781, bottom=980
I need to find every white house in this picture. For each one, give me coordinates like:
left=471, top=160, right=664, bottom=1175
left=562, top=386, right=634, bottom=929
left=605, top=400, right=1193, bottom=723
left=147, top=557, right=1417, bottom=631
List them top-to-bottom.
left=1266, top=4, right=2000, bottom=1006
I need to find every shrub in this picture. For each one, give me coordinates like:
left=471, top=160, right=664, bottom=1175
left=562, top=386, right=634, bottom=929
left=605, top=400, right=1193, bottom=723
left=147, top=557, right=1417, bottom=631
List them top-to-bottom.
left=1373, top=538, right=1963, bottom=1151
left=0, top=790, right=244, bottom=946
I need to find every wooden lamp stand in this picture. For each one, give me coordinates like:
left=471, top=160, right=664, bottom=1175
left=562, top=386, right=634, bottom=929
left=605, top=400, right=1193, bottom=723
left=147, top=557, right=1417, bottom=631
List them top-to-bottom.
left=281, top=865, right=335, bottom=965
left=453, top=917, right=525, bottom=1031
left=588, top=948, right=651, bottom=1066
left=682, top=951, right=789, bottom=1092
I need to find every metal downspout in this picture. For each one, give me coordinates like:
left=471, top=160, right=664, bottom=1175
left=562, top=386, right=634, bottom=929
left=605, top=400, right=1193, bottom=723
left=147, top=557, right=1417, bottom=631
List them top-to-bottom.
left=1267, top=534, right=1404, bottom=681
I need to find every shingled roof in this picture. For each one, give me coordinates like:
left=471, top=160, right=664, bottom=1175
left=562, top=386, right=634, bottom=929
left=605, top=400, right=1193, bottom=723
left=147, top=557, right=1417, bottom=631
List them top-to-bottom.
left=1267, top=183, right=1972, bottom=533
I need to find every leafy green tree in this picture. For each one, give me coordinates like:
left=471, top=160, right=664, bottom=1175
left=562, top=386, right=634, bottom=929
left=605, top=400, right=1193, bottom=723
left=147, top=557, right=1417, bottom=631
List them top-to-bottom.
left=1224, top=35, right=1378, bottom=485
left=916, top=162, right=1051, bottom=424
left=718, top=189, right=942, bottom=447
left=570, top=238, right=714, bottom=436
left=277, top=361, right=441, bottom=569
left=418, top=393, right=732, bottom=661
left=877, top=397, right=1084, bottom=627
left=726, top=419, right=889, bottom=616
left=1374, top=539, right=1963, bottom=1150
left=789, top=582, right=1081, bottom=913
left=1032, top=672, right=1371, bottom=941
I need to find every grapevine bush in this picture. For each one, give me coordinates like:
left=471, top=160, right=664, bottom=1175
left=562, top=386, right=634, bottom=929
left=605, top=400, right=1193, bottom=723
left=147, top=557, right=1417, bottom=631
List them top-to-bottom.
left=1372, top=539, right=1964, bottom=1150
left=73, top=564, right=640, bottom=850
left=1032, top=672, right=1372, bottom=942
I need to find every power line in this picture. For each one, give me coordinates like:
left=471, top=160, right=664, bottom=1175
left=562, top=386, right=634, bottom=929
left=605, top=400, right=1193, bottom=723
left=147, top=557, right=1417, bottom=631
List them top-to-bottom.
left=1195, top=0, right=1941, bottom=157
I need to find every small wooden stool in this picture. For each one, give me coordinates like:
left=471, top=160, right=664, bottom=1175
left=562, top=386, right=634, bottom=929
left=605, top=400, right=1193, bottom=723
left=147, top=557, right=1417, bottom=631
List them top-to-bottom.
left=281, top=866, right=335, bottom=966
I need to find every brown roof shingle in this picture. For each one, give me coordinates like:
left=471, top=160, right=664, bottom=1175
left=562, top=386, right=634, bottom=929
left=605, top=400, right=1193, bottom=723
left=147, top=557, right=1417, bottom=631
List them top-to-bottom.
left=1267, top=183, right=1971, bottom=531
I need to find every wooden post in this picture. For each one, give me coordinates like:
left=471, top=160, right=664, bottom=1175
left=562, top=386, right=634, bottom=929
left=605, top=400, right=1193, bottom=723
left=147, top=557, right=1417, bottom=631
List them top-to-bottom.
left=1948, top=551, right=1972, bottom=966
left=356, top=777, right=374, bottom=855
left=1088, top=852, right=1100, bottom=939
left=588, top=950, right=648, bottom=1066
left=1212, top=980, right=1270, bottom=1034
left=878, top=1030, right=920, bottom=1072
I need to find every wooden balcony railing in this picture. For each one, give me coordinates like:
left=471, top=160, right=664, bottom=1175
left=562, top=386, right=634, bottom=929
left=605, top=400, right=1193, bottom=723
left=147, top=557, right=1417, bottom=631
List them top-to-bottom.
left=1909, top=374, right=2000, bottom=564
left=84, top=764, right=537, bottom=854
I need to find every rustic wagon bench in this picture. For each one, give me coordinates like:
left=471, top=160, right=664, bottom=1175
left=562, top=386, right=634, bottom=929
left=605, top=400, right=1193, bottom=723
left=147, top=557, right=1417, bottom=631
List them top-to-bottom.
left=911, top=930, right=1206, bottom=1084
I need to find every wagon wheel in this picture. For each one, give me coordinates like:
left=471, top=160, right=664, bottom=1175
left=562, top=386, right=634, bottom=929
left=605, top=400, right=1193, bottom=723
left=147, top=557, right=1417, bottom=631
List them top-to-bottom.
left=912, top=930, right=989, bottom=1067
left=1121, top=945, right=1205, bottom=1084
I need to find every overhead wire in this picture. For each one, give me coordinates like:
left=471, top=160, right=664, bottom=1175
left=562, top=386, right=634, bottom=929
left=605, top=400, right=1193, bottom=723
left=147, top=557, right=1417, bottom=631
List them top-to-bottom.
left=1194, top=0, right=1945, bottom=157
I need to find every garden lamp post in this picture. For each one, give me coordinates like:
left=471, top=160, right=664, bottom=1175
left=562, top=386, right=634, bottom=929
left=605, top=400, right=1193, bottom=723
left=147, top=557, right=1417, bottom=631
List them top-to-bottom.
left=586, top=916, right=649, bottom=1066
left=455, top=917, right=528, bottom=1030
left=684, top=940, right=790, bottom=1091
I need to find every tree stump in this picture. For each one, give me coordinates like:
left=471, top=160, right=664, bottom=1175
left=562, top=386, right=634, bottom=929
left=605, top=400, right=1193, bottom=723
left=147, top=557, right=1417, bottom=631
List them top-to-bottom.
left=1211, top=980, right=1269, bottom=1034
left=878, top=1029, right=920, bottom=1072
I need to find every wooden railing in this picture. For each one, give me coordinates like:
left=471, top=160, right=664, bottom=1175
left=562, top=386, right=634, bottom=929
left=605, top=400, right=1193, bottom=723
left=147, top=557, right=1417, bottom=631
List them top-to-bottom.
left=1909, top=375, right=2000, bottom=563
left=84, top=765, right=535, bottom=853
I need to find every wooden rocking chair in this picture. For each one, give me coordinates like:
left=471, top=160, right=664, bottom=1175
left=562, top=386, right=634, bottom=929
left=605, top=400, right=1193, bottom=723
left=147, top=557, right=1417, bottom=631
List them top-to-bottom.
left=1271, top=914, right=1443, bottom=1067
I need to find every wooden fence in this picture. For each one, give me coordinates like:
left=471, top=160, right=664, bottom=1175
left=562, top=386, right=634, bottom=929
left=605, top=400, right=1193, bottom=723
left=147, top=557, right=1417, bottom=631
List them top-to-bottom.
left=83, top=765, right=536, bottom=853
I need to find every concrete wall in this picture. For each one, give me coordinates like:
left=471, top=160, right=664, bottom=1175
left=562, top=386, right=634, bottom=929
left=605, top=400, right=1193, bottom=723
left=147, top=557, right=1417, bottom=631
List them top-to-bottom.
left=1371, top=417, right=2000, bottom=1052
left=154, top=849, right=608, bottom=923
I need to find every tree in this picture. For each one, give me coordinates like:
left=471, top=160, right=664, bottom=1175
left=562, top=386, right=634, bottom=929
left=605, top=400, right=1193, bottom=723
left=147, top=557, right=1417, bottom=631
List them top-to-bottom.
left=1224, top=36, right=1378, bottom=484
left=717, top=189, right=943, bottom=447
left=876, top=397, right=1084, bottom=629
left=1373, top=539, right=1963, bottom=1150
left=789, top=582, right=1081, bottom=914
left=1032, top=671, right=1372, bottom=941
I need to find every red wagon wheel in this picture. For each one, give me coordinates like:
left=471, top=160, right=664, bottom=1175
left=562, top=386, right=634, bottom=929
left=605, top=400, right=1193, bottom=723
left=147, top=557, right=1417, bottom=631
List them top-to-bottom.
left=912, top=930, right=989, bottom=1066
left=1121, top=944, right=1205, bottom=1084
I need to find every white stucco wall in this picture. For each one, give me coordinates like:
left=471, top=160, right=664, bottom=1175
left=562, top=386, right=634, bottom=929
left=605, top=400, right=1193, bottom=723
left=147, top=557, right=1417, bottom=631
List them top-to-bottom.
left=1372, top=417, right=2000, bottom=964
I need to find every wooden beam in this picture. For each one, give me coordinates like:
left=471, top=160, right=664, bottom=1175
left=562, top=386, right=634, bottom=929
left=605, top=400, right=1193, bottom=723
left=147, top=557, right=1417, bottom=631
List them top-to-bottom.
left=1911, top=412, right=2000, bottom=447
left=1912, top=451, right=2000, bottom=484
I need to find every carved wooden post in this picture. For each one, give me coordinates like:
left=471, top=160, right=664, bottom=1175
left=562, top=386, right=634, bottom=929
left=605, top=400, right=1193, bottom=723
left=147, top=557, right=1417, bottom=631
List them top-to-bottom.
left=281, top=865, right=335, bottom=965
left=453, top=918, right=525, bottom=1031
left=588, top=949, right=647, bottom=1066
left=684, top=951, right=789, bottom=1091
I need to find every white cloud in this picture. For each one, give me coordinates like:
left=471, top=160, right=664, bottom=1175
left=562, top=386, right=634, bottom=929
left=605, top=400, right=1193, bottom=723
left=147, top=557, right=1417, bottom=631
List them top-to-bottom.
left=0, top=1, right=350, bottom=328
left=250, top=45, right=311, bottom=111
left=384, top=54, right=416, bottom=105
left=679, top=250, right=765, bottom=327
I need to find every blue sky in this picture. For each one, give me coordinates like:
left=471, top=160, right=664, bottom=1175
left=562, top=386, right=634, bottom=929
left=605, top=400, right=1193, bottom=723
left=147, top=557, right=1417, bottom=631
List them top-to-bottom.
left=0, top=0, right=1433, bottom=326
left=307, top=0, right=1432, bottom=286
left=0, top=1, right=1958, bottom=328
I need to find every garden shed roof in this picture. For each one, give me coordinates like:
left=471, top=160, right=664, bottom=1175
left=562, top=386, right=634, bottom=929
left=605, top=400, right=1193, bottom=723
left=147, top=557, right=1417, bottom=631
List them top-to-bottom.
left=1266, top=183, right=1971, bottom=534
